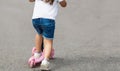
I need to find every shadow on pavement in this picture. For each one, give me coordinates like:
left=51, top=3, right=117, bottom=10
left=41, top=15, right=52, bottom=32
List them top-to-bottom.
left=50, top=57, right=73, bottom=71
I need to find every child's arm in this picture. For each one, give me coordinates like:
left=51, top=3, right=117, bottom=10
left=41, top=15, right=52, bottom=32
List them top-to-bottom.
left=29, top=0, right=35, bottom=2
left=59, top=0, right=67, bottom=7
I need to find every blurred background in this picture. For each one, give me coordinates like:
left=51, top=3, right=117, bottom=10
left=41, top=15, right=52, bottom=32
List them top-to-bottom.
left=0, top=0, right=120, bottom=71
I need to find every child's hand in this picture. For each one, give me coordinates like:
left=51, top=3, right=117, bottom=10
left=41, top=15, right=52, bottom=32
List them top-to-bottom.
left=29, top=0, right=35, bottom=2
left=59, top=0, right=67, bottom=7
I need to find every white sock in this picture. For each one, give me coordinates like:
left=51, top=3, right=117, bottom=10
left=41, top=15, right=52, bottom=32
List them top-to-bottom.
left=34, top=52, right=41, bottom=58
left=42, top=58, right=50, bottom=65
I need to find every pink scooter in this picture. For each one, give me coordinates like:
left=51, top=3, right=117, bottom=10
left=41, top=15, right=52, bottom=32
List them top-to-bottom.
left=28, top=47, right=54, bottom=68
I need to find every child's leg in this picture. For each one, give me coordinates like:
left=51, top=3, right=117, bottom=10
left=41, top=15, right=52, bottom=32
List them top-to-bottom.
left=39, top=18, right=55, bottom=70
left=28, top=34, right=43, bottom=67
left=35, top=34, right=43, bottom=53
left=40, top=38, right=53, bottom=70
left=43, top=38, right=53, bottom=60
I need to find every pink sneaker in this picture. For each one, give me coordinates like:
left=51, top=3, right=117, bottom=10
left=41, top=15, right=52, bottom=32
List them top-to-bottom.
left=28, top=47, right=55, bottom=68
left=28, top=47, right=44, bottom=68
left=28, top=53, right=44, bottom=68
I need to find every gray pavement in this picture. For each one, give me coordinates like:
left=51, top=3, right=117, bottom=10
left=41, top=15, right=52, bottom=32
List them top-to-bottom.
left=1, top=0, right=120, bottom=71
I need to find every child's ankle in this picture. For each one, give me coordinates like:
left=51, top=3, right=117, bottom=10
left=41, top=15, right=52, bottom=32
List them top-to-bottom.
left=36, top=50, right=42, bottom=53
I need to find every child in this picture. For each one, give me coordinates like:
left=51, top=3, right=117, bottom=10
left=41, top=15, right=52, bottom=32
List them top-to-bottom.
left=29, top=0, right=67, bottom=70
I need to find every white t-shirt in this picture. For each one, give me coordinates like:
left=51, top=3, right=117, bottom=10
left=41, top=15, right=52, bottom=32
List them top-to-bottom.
left=32, top=0, right=63, bottom=20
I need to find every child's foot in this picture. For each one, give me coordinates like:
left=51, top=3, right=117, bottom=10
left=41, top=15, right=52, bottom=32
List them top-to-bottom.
left=28, top=52, right=43, bottom=68
left=40, top=59, right=50, bottom=70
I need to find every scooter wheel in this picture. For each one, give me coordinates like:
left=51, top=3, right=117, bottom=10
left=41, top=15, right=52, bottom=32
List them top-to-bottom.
left=29, top=59, right=35, bottom=68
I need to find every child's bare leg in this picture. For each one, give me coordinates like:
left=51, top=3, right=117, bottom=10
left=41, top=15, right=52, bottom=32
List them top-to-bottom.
left=35, top=34, right=43, bottom=53
left=40, top=38, right=53, bottom=70
left=44, top=38, right=53, bottom=60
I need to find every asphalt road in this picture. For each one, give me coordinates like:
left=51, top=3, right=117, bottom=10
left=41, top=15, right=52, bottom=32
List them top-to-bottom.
left=1, top=0, right=120, bottom=71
